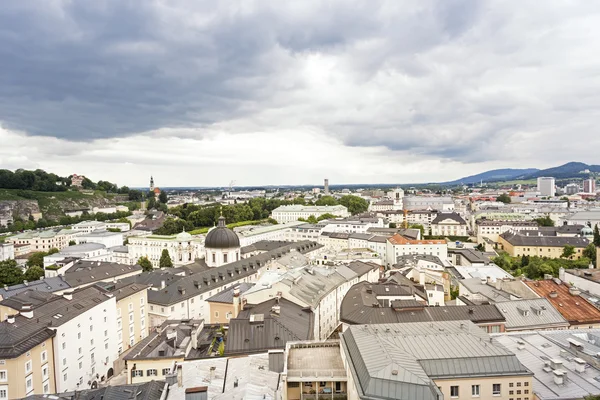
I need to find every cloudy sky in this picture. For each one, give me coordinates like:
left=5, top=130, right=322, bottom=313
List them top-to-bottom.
left=1, top=1, right=600, bottom=187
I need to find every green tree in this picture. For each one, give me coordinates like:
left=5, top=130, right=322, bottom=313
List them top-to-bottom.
left=159, top=190, right=168, bottom=204
left=496, top=193, right=511, bottom=204
left=315, top=195, right=338, bottom=206
left=339, top=195, right=369, bottom=215
left=147, top=197, right=156, bottom=210
left=316, top=213, right=338, bottom=222
left=306, top=215, right=318, bottom=224
left=534, top=216, right=555, bottom=227
left=389, top=222, right=397, bottom=228
left=408, top=224, right=425, bottom=238
left=594, top=225, right=600, bottom=247
left=68, top=240, right=76, bottom=246
left=583, top=243, right=597, bottom=264
left=561, top=245, right=576, bottom=259
left=159, top=249, right=173, bottom=268
left=27, top=252, right=47, bottom=268
left=137, top=256, right=154, bottom=272
left=0, top=259, right=24, bottom=286
left=23, top=265, right=45, bottom=282
left=218, top=340, right=225, bottom=356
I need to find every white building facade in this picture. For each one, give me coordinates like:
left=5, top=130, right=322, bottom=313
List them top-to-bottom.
left=271, top=205, right=350, bottom=223
left=127, top=232, right=204, bottom=268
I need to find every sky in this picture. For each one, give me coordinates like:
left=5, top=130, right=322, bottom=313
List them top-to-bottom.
left=2, top=0, right=600, bottom=188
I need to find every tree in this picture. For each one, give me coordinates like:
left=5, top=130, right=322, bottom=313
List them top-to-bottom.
left=159, top=190, right=168, bottom=204
left=496, top=193, right=511, bottom=204
left=339, top=195, right=369, bottom=215
left=315, top=196, right=338, bottom=206
left=147, top=197, right=156, bottom=210
left=316, top=213, right=338, bottom=222
left=306, top=215, right=318, bottom=224
left=534, top=216, right=555, bottom=227
left=389, top=222, right=397, bottom=228
left=408, top=224, right=425, bottom=238
left=594, top=225, right=600, bottom=247
left=69, top=240, right=76, bottom=246
left=583, top=243, right=597, bottom=264
left=561, top=245, right=576, bottom=259
left=159, top=249, right=173, bottom=268
left=27, top=252, right=47, bottom=268
left=137, top=256, right=154, bottom=272
left=0, top=259, right=24, bottom=286
left=23, top=265, right=45, bottom=282
left=218, top=340, right=225, bottom=356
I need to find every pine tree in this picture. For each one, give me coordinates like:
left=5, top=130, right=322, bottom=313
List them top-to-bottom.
left=159, top=249, right=173, bottom=268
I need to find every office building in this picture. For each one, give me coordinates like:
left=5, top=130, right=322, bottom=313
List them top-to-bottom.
left=537, top=177, right=556, bottom=197
left=584, top=178, right=597, bottom=194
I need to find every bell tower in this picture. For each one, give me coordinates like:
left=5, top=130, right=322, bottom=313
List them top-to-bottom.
left=150, top=176, right=154, bottom=191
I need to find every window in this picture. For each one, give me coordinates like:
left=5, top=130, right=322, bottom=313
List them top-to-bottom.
left=212, top=254, right=216, bottom=263
left=223, top=254, right=228, bottom=263
left=140, top=298, right=145, bottom=305
left=128, top=303, right=133, bottom=311
left=150, top=305, right=154, bottom=311
left=140, top=306, right=145, bottom=315
left=171, top=306, right=175, bottom=312
left=117, top=308, right=122, bottom=317
left=215, top=311, right=219, bottom=318
left=104, top=317, right=107, bottom=323
left=141, top=318, right=146, bottom=328
left=118, top=320, right=122, bottom=329
left=90, top=325, right=93, bottom=332
left=129, top=325, right=134, bottom=334
left=104, top=330, right=108, bottom=337
left=78, top=332, right=81, bottom=339
left=90, top=339, right=94, bottom=346
left=62, top=342, right=66, bottom=350
left=105, top=343, right=109, bottom=350
left=91, top=353, right=95, bottom=363
left=63, top=358, right=67, bottom=366
left=25, top=360, right=32, bottom=374
left=79, top=361, right=82, bottom=369
left=42, top=365, right=48, bottom=378
left=91, top=366, right=95, bottom=375
left=162, top=368, right=171, bottom=375
left=147, top=369, right=158, bottom=376
left=132, top=370, right=143, bottom=377
left=0, top=371, right=6, bottom=381
left=64, top=373, right=68, bottom=382
left=26, top=376, right=32, bottom=391
left=524, top=382, right=529, bottom=387
left=43, top=383, right=49, bottom=394
left=509, top=383, right=514, bottom=388
left=516, top=383, right=521, bottom=387
left=472, top=384, right=480, bottom=396
left=493, top=384, right=501, bottom=395
left=450, top=386, right=459, bottom=397
left=0, top=389, right=6, bottom=399
left=524, top=390, right=529, bottom=394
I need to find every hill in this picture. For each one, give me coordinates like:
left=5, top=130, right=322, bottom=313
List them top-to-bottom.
left=521, top=162, right=600, bottom=180
left=442, top=168, right=539, bottom=185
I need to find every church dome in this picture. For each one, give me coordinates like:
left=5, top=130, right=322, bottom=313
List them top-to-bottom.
left=205, top=216, right=240, bottom=249
left=176, top=230, right=192, bottom=241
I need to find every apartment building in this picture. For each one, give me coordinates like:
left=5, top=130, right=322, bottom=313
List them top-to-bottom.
left=271, top=205, right=350, bottom=223
left=476, top=220, right=539, bottom=243
left=6, top=229, right=79, bottom=252
left=498, top=231, right=589, bottom=258
left=385, top=234, right=447, bottom=266
left=0, top=243, right=14, bottom=262
left=0, top=286, right=118, bottom=395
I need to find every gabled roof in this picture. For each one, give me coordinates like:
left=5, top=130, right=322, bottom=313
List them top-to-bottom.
left=431, top=212, right=466, bottom=225
left=388, top=234, right=445, bottom=246
left=62, top=260, right=142, bottom=287
left=0, top=276, right=71, bottom=299
left=206, top=283, right=254, bottom=304
left=495, top=298, right=569, bottom=330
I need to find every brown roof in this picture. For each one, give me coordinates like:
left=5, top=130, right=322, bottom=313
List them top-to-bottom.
left=388, top=234, right=445, bottom=246
left=524, top=280, right=600, bottom=325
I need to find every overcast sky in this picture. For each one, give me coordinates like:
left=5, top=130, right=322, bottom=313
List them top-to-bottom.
left=1, top=1, right=600, bottom=188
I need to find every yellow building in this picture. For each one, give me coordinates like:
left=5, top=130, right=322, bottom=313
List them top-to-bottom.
left=498, top=231, right=589, bottom=258
left=206, top=283, right=253, bottom=324
left=0, top=322, right=56, bottom=399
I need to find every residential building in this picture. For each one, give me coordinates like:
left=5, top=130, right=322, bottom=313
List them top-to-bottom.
left=538, top=177, right=556, bottom=197
left=584, top=178, right=597, bottom=194
left=271, top=205, right=350, bottom=223
left=406, top=210, right=439, bottom=235
left=563, top=210, right=600, bottom=229
left=430, top=212, right=468, bottom=237
left=320, top=216, right=384, bottom=234
left=71, top=220, right=107, bottom=234
left=475, top=220, right=539, bottom=243
left=284, top=223, right=323, bottom=242
left=6, top=229, right=78, bottom=252
left=75, top=229, right=124, bottom=248
left=127, top=231, right=204, bottom=268
left=498, top=231, right=589, bottom=258
left=385, top=234, right=447, bottom=266
left=135, top=241, right=322, bottom=327
left=0, top=243, right=14, bottom=261
left=43, top=243, right=113, bottom=268
left=449, top=248, right=493, bottom=266
left=44, top=260, right=142, bottom=292
left=242, top=261, right=379, bottom=340
left=0, top=277, right=71, bottom=301
left=525, top=278, right=600, bottom=328
left=340, top=281, right=506, bottom=333
left=97, top=282, right=149, bottom=355
left=205, top=283, right=254, bottom=324
left=0, top=286, right=118, bottom=393
left=226, top=298, right=314, bottom=355
left=495, top=298, right=569, bottom=331
left=124, top=319, right=205, bottom=385
left=340, top=320, right=532, bottom=400
left=495, top=330, right=600, bottom=400
left=282, top=341, right=347, bottom=400
left=21, top=381, right=167, bottom=400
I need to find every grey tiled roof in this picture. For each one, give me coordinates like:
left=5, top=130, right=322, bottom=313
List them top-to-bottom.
left=431, top=212, right=466, bottom=225
left=499, top=231, right=589, bottom=247
left=240, top=240, right=293, bottom=254
left=145, top=241, right=321, bottom=306
left=62, top=260, right=142, bottom=287
left=0, top=276, right=71, bottom=299
left=206, top=282, right=254, bottom=304
left=0, top=290, right=57, bottom=311
left=226, top=298, right=314, bottom=355
left=341, top=321, right=531, bottom=400
left=22, top=380, right=167, bottom=400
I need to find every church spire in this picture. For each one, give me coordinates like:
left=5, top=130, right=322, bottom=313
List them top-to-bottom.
left=150, top=176, right=154, bottom=191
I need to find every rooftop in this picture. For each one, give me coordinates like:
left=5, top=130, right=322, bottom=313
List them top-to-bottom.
left=431, top=212, right=466, bottom=225
left=499, top=231, right=589, bottom=247
left=388, top=234, right=445, bottom=246
left=62, top=260, right=142, bottom=288
left=0, top=276, right=71, bottom=299
left=525, top=279, right=600, bottom=325
left=206, top=282, right=254, bottom=304
left=495, top=298, right=569, bottom=330
left=124, top=319, right=204, bottom=360
left=342, top=321, right=531, bottom=400
left=286, top=341, right=346, bottom=380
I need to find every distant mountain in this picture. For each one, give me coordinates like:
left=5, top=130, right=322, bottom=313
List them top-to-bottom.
left=521, top=162, right=600, bottom=180
left=443, top=168, right=539, bottom=185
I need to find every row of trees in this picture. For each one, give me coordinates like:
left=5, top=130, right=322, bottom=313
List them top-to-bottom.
left=137, top=250, right=173, bottom=271
left=0, top=259, right=46, bottom=286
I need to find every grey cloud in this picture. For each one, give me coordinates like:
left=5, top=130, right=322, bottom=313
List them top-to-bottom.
left=1, top=0, right=600, bottom=166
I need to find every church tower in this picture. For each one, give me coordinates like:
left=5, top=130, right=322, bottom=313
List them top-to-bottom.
left=150, top=176, right=154, bottom=191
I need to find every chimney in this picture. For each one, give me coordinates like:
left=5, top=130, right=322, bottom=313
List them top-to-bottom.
left=486, top=276, right=492, bottom=284
left=495, top=279, right=502, bottom=290
left=23, top=280, right=28, bottom=286
left=161, top=280, right=166, bottom=289
left=549, top=291, right=558, bottom=298
left=63, top=292, right=73, bottom=301
left=233, top=294, right=240, bottom=318
left=20, top=303, right=34, bottom=319
left=271, top=305, right=281, bottom=316
left=7, top=315, right=15, bottom=324
left=574, top=358, right=586, bottom=373
left=553, top=370, right=564, bottom=385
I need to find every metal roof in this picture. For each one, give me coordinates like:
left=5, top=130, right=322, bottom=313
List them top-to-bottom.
left=499, top=231, right=589, bottom=247
left=0, top=276, right=71, bottom=299
left=206, top=282, right=255, bottom=304
left=495, top=298, right=569, bottom=330
left=341, top=321, right=530, bottom=400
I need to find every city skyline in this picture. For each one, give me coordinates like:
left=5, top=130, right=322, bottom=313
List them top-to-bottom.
left=2, top=1, right=600, bottom=186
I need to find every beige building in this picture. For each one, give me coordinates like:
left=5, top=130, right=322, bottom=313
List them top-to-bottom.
left=6, top=229, right=78, bottom=252
left=498, top=231, right=589, bottom=258
left=206, top=283, right=254, bottom=324
left=0, top=332, right=55, bottom=399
